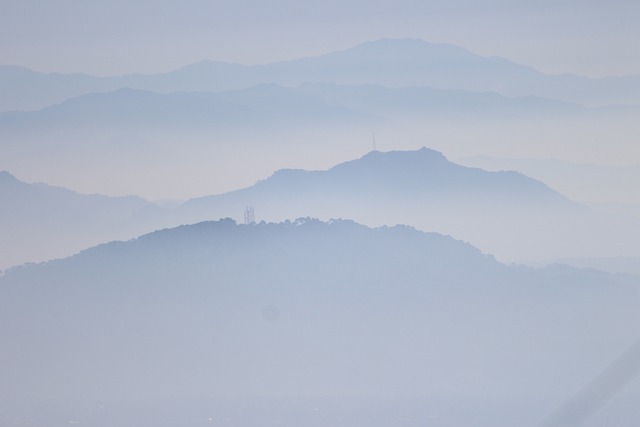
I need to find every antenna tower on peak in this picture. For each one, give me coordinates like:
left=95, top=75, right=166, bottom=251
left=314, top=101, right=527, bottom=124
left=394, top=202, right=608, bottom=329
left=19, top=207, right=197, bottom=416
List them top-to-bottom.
left=372, top=132, right=378, bottom=152
left=244, top=206, right=255, bottom=224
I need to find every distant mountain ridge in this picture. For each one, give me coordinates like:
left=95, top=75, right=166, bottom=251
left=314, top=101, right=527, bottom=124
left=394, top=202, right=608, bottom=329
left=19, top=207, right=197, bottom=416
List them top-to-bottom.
left=2, top=38, right=639, bottom=112
left=0, top=82, right=586, bottom=133
left=0, top=85, right=373, bottom=131
left=0, top=147, right=570, bottom=271
left=176, top=147, right=640, bottom=262
left=180, top=147, right=572, bottom=219
left=187, top=147, right=567, bottom=203
left=3, top=148, right=640, bottom=269
left=458, top=155, right=640, bottom=207
left=0, top=171, right=163, bottom=271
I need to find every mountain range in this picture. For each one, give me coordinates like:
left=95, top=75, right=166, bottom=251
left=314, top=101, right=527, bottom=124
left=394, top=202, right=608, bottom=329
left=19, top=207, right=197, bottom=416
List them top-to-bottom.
left=3, top=34, right=639, bottom=427
left=2, top=38, right=639, bottom=113
left=2, top=38, right=638, bottom=206
left=0, top=82, right=596, bottom=185
left=0, top=83, right=587, bottom=134
left=0, top=85, right=374, bottom=132
left=4, top=147, right=639, bottom=270
left=177, top=147, right=640, bottom=262
left=0, top=148, right=572, bottom=270
left=1, top=218, right=638, bottom=426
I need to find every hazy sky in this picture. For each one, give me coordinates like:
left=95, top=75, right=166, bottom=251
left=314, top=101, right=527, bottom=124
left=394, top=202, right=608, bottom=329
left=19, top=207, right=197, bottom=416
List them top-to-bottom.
left=2, top=0, right=639, bottom=77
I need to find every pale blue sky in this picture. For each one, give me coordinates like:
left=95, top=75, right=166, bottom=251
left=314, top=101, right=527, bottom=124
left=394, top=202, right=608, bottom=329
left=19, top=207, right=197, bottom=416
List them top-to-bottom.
left=1, top=0, right=639, bottom=77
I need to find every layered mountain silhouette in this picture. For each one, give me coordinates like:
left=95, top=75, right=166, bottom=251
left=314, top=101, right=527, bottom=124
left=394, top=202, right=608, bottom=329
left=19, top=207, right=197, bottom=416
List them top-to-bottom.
left=3, top=34, right=639, bottom=427
left=2, top=38, right=639, bottom=112
left=3, top=38, right=637, bottom=207
left=297, top=82, right=583, bottom=118
left=0, top=83, right=584, bottom=135
left=0, top=85, right=372, bottom=132
left=177, top=147, right=640, bottom=262
left=180, top=147, right=574, bottom=224
left=3, top=148, right=639, bottom=269
left=459, top=155, right=640, bottom=207
left=0, top=171, right=164, bottom=271
left=1, top=218, right=638, bottom=426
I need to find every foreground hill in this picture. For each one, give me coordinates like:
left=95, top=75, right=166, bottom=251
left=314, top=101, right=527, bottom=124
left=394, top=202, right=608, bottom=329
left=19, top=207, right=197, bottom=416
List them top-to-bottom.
left=1, top=218, right=638, bottom=426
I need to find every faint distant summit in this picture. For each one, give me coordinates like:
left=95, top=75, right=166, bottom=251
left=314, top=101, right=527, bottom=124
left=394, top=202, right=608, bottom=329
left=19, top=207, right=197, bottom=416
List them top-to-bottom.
left=3, top=37, right=639, bottom=112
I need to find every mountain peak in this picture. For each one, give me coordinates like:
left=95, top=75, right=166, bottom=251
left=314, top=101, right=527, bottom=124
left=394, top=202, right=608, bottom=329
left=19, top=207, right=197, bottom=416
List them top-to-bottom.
left=361, top=146, right=447, bottom=162
left=330, top=147, right=449, bottom=176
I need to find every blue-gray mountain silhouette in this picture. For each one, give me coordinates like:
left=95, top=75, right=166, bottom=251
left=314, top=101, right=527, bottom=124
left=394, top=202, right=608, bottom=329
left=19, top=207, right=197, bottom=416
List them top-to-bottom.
left=2, top=38, right=639, bottom=112
left=0, top=83, right=583, bottom=134
left=0, top=85, right=372, bottom=131
left=178, top=147, right=640, bottom=262
left=244, top=147, right=566, bottom=198
left=3, top=148, right=638, bottom=268
left=0, top=171, right=161, bottom=270
left=1, top=218, right=638, bottom=426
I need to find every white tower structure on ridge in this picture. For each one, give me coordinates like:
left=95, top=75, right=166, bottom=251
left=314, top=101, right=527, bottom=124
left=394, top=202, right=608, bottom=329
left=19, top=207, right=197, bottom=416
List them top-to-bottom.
left=244, top=206, right=255, bottom=224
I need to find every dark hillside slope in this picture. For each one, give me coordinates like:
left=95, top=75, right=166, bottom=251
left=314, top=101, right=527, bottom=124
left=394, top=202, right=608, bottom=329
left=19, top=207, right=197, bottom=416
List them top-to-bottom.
left=0, top=218, right=638, bottom=426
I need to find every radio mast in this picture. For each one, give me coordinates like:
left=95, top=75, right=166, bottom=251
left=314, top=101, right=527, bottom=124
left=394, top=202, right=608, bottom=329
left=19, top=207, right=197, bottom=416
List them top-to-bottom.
left=243, top=206, right=255, bottom=224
